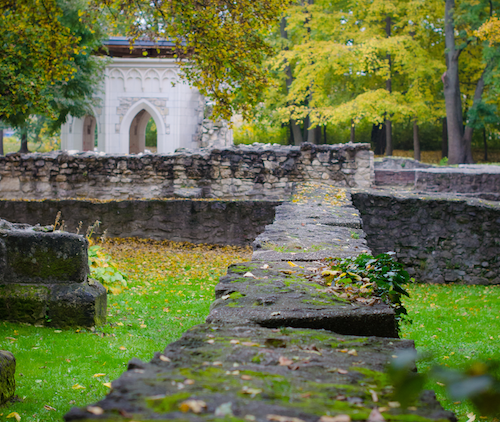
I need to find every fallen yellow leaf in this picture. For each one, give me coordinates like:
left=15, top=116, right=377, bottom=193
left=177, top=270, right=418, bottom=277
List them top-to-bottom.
left=119, top=346, right=127, bottom=351
left=93, top=373, right=106, bottom=378
left=103, top=382, right=112, bottom=389
left=72, top=384, right=85, bottom=390
left=179, top=399, right=207, bottom=414
left=87, top=406, right=104, bottom=415
left=6, top=412, right=21, bottom=421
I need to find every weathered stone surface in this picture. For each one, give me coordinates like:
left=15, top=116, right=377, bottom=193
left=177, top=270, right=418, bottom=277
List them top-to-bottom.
left=0, top=143, right=373, bottom=201
left=374, top=159, right=500, bottom=195
left=415, top=165, right=500, bottom=194
left=64, top=183, right=452, bottom=421
left=252, top=185, right=369, bottom=262
left=352, top=190, right=500, bottom=285
left=0, top=199, right=280, bottom=246
left=0, top=219, right=107, bottom=327
left=1, top=230, right=89, bottom=284
left=206, top=262, right=398, bottom=338
left=0, top=280, right=107, bottom=328
left=64, top=324, right=454, bottom=422
left=0, top=351, right=15, bottom=405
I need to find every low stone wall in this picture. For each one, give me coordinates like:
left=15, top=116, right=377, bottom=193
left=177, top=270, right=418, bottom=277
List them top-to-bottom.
left=0, top=143, right=373, bottom=201
left=374, top=158, right=500, bottom=196
left=414, top=166, right=500, bottom=194
left=65, top=184, right=452, bottom=422
left=352, top=191, right=500, bottom=285
left=0, top=199, right=280, bottom=246
left=0, top=219, right=107, bottom=327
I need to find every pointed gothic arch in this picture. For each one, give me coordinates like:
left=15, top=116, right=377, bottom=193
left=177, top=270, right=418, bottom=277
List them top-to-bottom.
left=119, top=99, right=173, bottom=153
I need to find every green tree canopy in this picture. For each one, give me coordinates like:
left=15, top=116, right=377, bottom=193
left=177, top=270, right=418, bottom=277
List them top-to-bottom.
left=97, top=0, right=290, bottom=121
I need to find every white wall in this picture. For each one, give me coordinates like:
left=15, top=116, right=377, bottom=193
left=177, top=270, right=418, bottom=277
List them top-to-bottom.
left=61, top=57, right=203, bottom=154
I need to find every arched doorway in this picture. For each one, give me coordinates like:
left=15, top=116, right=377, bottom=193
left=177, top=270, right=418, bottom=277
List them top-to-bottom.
left=129, top=110, right=158, bottom=154
left=82, top=115, right=96, bottom=151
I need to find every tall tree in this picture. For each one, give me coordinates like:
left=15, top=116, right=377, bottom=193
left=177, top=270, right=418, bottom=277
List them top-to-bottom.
left=0, top=0, right=80, bottom=125
left=1, top=0, right=106, bottom=153
left=257, top=0, right=445, bottom=146
left=443, top=0, right=500, bottom=164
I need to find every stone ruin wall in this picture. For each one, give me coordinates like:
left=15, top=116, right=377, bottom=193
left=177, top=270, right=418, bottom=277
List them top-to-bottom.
left=0, top=143, right=373, bottom=201
left=374, top=157, right=500, bottom=199
left=64, top=184, right=454, bottom=422
left=353, top=191, right=500, bottom=285
left=0, top=199, right=280, bottom=247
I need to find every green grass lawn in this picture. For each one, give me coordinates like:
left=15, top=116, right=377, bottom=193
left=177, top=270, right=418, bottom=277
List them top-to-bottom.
left=0, top=239, right=251, bottom=422
left=1, top=240, right=498, bottom=422
left=401, top=283, right=500, bottom=422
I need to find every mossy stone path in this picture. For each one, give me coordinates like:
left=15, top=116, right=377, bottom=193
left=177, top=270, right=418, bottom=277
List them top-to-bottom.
left=64, top=183, right=454, bottom=422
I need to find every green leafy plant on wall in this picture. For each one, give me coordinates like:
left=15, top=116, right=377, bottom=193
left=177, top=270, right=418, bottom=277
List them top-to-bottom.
left=85, top=221, right=128, bottom=295
left=323, top=252, right=411, bottom=321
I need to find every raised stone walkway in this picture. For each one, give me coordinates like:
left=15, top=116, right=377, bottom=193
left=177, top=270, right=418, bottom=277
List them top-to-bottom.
left=64, top=184, right=454, bottom=422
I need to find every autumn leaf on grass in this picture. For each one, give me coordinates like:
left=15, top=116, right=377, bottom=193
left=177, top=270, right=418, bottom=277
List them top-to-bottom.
left=93, top=373, right=106, bottom=378
left=103, top=382, right=112, bottom=389
left=72, top=384, right=86, bottom=390
left=179, top=400, right=207, bottom=414
left=44, top=405, right=56, bottom=411
left=7, top=412, right=21, bottom=421
left=466, top=413, right=476, bottom=422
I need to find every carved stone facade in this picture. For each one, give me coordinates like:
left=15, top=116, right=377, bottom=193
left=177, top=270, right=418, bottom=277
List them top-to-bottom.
left=61, top=57, right=232, bottom=154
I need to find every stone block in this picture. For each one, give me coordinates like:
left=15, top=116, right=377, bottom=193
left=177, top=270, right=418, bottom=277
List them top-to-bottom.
left=0, top=220, right=106, bottom=327
left=1, top=230, right=89, bottom=285
left=0, top=279, right=107, bottom=328
left=0, top=351, right=15, bottom=405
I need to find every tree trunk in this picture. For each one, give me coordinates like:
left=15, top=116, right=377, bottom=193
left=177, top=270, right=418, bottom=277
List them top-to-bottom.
left=443, top=0, right=464, bottom=164
left=385, top=16, right=393, bottom=156
left=280, top=17, right=303, bottom=145
left=462, top=64, right=490, bottom=164
left=442, top=117, right=448, bottom=159
left=350, top=119, right=355, bottom=143
left=385, top=120, right=392, bottom=156
left=291, top=121, right=303, bottom=146
left=307, top=121, right=317, bottom=144
left=413, top=121, right=420, bottom=161
left=323, top=124, right=327, bottom=144
left=372, top=124, right=386, bottom=155
left=19, top=128, right=29, bottom=153
left=483, top=128, right=488, bottom=162
left=0, top=129, right=3, bottom=156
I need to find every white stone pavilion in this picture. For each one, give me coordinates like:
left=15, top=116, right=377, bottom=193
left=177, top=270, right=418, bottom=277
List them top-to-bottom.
left=61, top=38, right=232, bottom=154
